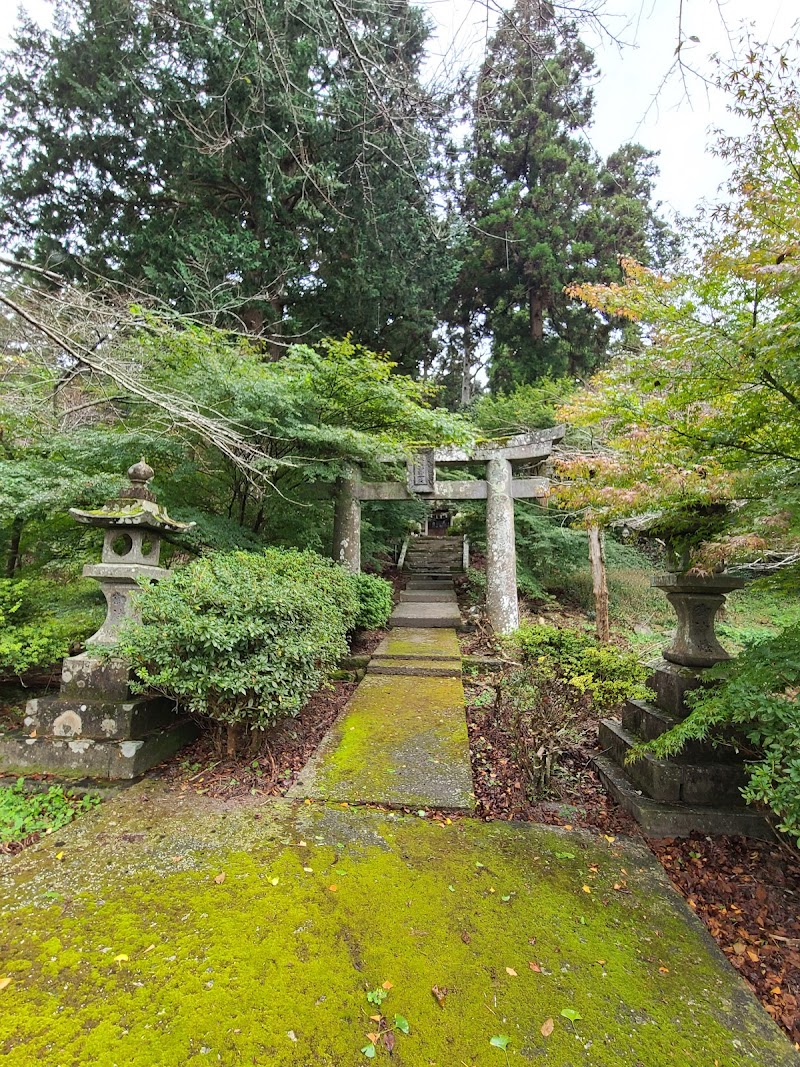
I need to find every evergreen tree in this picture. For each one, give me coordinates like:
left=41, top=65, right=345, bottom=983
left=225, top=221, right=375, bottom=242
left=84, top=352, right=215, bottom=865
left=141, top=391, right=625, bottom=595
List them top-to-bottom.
left=0, top=0, right=450, bottom=367
left=451, top=0, right=674, bottom=389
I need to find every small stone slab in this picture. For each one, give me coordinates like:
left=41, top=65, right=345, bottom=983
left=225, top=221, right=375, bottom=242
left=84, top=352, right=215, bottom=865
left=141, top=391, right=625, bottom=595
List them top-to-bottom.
left=399, top=590, right=457, bottom=603
left=390, top=602, right=462, bottom=628
left=372, top=628, right=461, bottom=659
left=289, top=672, right=474, bottom=811
left=2, top=787, right=796, bottom=1066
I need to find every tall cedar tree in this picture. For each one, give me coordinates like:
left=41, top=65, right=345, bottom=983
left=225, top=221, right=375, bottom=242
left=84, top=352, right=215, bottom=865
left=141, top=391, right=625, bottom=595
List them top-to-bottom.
left=0, top=0, right=453, bottom=370
left=452, top=0, right=674, bottom=389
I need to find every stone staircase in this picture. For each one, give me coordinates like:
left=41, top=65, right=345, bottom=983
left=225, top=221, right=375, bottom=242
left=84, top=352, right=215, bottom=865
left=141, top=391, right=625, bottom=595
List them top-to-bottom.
left=388, top=535, right=465, bottom=628
left=403, top=535, right=465, bottom=578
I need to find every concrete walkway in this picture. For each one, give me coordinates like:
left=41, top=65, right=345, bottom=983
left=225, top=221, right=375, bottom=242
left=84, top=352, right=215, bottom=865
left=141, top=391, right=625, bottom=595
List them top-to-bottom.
left=289, top=627, right=474, bottom=811
left=2, top=786, right=797, bottom=1067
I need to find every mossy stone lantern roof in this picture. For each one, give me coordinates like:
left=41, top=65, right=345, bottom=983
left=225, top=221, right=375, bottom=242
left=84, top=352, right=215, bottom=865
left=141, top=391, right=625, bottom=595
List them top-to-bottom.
left=69, top=459, right=194, bottom=533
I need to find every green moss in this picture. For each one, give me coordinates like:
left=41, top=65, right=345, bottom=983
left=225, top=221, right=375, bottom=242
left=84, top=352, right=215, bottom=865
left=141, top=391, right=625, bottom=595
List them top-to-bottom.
left=377, top=628, right=461, bottom=659
left=292, top=674, right=474, bottom=810
left=0, top=798, right=794, bottom=1066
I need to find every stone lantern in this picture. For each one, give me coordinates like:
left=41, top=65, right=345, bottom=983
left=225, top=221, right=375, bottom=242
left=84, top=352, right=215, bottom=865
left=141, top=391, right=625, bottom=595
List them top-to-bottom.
left=71, top=459, right=192, bottom=646
left=0, top=462, right=199, bottom=780
left=594, top=527, right=768, bottom=837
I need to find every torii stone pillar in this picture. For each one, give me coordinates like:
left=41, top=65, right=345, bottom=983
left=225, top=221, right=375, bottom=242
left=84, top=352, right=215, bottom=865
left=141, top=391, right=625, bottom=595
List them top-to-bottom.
left=485, top=455, right=519, bottom=634
left=333, top=466, right=361, bottom=574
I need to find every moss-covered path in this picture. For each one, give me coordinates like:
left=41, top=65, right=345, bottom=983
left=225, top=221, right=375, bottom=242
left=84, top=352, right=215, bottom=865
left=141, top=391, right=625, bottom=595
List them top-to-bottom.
left=289, top=627, right=474, bottom=811
left=1, top=784, right=798, bottom=1066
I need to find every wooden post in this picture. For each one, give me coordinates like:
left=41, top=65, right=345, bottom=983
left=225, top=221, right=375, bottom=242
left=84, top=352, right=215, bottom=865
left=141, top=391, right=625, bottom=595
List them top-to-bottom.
left=588, top=524, right=610, bottom=643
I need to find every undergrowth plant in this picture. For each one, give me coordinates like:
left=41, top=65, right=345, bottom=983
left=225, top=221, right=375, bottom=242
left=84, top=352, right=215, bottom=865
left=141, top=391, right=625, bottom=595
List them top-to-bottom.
left=114, top=549, right=383, bottom=754
left=350, top=573, right=393, bottom=630
left=0, top=578, right=101, bottom=676
left=497, top=624, right=651, bottom=796
left=0, top=779, right=100, bottom=845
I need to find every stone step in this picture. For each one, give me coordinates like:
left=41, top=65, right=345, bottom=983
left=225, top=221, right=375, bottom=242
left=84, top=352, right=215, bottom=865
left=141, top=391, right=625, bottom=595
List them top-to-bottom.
left=405, top=569, right=462, bottom=576
left=406, top=580, right=455, bottom=591
left=399, top=590, right=458, bottom=603
left=390, top=602, right=463, bottom=628
left=367, top=657, right=461, bottom=678
left=23, top=694, right=176, bottom=741
left=0, top=719, right=199, bottom=780
left=598, top=719, right=747, bottom=806
left=593, top=754, right=774, bottom=840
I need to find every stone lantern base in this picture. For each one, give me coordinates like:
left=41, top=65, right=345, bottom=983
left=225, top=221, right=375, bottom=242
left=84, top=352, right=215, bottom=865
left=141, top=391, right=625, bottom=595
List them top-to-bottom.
left=593, top=572, right=774, bottom=840
left=0, top=653, right=198, bottom=780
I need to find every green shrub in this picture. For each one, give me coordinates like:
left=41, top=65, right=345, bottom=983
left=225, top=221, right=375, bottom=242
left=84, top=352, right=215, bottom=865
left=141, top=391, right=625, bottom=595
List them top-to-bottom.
left=115, top=549, right=360, bottom=729
left=350, top=573, right=393, bottom=630
left=0, top=578, right=101, bottom=676
left=515, top=623, right=651, bottom=712
left=641, top=623, right=800, bottom=843
left=0, top=779, right=100, bottom=845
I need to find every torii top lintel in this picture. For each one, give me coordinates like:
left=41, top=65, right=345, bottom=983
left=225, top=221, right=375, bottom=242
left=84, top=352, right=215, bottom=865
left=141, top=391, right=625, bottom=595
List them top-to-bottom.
left=356, top=425, right=565, bottom=503
left=430, top=425, right=565, bottom=465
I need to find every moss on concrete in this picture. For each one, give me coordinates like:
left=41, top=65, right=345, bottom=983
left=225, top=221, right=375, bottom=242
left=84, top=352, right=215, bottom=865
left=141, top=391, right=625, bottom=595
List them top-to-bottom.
left=375, top=628, right=461, bottom=659
left=289, top=674, right=474, bottom=811
left=0, top=788, right=796, bottom=1066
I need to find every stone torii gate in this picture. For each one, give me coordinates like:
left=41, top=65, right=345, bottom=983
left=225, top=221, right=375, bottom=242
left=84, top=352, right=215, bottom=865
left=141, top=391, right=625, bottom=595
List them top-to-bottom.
left=333, top=426, right=565, bottom=634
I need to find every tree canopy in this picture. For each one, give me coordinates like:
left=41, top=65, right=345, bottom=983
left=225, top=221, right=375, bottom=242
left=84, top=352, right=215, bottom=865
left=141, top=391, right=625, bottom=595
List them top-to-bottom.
left=0, top=0, right=452, bottom=369
left=445, top=0, right=675, bottom=394
left=556, top=44, right=800, bottom=566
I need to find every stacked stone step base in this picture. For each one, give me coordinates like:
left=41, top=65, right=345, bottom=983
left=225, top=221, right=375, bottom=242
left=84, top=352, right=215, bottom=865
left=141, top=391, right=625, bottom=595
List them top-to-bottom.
left=3, top=653, right=199, bottom=781
left=24, top=694, right=175, bottom=741
left=621, top=698, right=721, bottom=761
left=599, top=715, right=747, bottom=806
left=0, top=719, right=199, bottom=780
left=594, top=754, right=775, bottom=841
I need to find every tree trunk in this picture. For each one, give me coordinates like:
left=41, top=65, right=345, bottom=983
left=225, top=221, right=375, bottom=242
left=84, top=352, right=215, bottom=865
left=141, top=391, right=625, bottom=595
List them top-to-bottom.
left=529, top=287, right=544, bottom=342
left=460, top=330, right=474, bottom=408
left=5, top=516, right=24, bottom=577
left=588, top=524, right=610, bottom=643
left=226, top=722, right=241, bottom=759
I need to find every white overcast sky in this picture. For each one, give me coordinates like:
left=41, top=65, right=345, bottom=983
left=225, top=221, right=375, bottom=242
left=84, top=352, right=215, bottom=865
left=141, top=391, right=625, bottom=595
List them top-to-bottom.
left=0, top=0, right=796, bottom=217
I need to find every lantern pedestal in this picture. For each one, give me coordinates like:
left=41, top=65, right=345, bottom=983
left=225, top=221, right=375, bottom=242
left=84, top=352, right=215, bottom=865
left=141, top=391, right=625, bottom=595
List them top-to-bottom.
left=593, top=571, right=773, bottom=840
